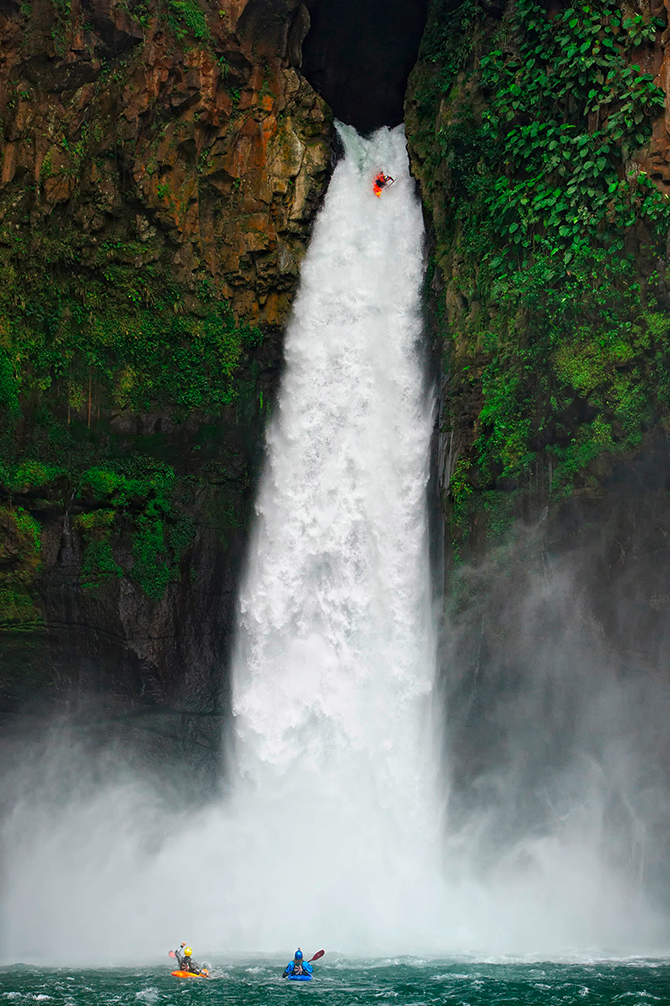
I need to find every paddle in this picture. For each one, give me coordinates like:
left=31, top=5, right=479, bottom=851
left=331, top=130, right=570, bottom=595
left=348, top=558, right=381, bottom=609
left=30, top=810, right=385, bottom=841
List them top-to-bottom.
left=307, top=950, right=325, bottom=963
left=168, top=952, right=176, bottom=959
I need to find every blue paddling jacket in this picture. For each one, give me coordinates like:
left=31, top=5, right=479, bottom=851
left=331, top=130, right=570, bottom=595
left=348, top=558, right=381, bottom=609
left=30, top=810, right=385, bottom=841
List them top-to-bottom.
left=284, top=960, right=313, bottom=977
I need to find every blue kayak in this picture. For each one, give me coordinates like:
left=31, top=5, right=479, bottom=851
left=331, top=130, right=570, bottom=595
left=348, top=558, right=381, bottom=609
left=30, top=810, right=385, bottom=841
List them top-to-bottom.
left=287, top=974, right=312, bottom=981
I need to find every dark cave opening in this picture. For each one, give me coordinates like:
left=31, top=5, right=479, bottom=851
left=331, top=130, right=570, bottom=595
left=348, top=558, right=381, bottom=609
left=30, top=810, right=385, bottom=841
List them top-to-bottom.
left=300, top=0, right=430, bottom=134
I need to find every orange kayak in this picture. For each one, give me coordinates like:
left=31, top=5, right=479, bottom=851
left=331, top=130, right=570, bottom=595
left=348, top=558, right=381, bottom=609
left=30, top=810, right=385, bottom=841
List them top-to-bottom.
left=171, top=970, right=208, bottom=978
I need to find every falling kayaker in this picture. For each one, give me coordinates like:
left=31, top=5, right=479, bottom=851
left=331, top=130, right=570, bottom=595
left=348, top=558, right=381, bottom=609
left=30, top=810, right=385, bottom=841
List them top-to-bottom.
left=373, top=172, right=395, bottom=197
left=175, top=943, right=203, bottom=975
left=283, top=948, right=313, bottom=978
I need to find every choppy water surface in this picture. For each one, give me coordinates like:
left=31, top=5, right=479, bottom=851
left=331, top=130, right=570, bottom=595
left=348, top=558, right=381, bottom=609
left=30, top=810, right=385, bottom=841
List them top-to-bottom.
left=2, top=959, right=669, bottom=1006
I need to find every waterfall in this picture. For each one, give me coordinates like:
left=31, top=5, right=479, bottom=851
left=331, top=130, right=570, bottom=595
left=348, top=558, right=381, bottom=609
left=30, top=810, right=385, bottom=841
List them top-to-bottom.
left=219, top=122, right=442, bottom=948
left=0, top=124, right=446, bottom=962
left=4, top=124, right=664, bottom=967
left=235, top=124, right=434, bottom=791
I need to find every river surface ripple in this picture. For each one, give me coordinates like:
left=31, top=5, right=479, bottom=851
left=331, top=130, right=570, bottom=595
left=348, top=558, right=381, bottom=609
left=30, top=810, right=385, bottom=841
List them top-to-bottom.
left=2, top=960, right=669, bottom=1006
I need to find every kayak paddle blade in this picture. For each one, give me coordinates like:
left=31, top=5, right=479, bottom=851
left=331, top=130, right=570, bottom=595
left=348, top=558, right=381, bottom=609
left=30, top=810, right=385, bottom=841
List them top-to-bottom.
left=309, top=950, right=325, bottom=962
left=168, top=951, right=176, bottom=959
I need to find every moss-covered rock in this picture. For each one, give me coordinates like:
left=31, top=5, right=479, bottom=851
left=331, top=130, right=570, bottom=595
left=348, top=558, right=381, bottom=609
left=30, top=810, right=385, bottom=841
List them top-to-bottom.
left=0, top=0, right=332, bottom=759
left=406, top=0, right=670, bottom=565
left=407, top=0, right=670, bottom=840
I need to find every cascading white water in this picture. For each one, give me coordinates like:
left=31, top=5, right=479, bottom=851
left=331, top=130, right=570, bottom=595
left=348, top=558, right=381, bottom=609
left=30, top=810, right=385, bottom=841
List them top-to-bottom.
left=156, top=121, right=446, bottom=953
left=235, top=123, right=434, bottom=793
left=0, top=124, right=446, bottom=962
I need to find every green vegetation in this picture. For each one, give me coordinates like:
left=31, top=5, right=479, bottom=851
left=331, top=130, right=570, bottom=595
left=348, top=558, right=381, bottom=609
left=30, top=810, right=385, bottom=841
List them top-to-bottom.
left=165, top=0, right=211, bottom=41
left=409, top=0, right=670, bottom=554
left=0, top=185, right=262, bottom=606
left=0, top=227, right=262, bottom=420
left=0, top=348, right=19, bottom=416
left=0, top=439, right=245, bottom=605
left=78, top=458, right=196, bottom=598
left=0, top=461, right=64, bottom=491
left=0, top=505, right=44, bottom=632
left=73, top=509, right=123, bottom=591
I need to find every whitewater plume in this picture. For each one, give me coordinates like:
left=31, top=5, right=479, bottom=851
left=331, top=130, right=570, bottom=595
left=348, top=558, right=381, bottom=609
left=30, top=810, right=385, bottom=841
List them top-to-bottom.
left=221, top=122, right=440, bottom=947
left=0, top=124, right=444, bottom=962
left=2, top=124, right=669, bottom=967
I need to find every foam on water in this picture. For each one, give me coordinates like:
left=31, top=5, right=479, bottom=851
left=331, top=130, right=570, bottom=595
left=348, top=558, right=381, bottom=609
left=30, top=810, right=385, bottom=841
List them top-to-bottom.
left=3, top=961, right=670, bottom=1006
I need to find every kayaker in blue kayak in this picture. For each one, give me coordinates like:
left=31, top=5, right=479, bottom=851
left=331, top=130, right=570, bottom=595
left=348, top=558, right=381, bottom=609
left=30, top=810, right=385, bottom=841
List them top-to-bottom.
left=283, top=949, right=313, bottom=978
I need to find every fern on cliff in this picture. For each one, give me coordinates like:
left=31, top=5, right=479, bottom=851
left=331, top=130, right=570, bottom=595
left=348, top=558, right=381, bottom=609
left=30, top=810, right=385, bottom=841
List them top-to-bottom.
left=408, top=0, right=670, bottom=553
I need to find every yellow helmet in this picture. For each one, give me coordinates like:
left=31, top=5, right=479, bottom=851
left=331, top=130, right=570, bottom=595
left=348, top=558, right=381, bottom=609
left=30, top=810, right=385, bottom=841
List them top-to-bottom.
left=184, top=947, right=193, bottom=956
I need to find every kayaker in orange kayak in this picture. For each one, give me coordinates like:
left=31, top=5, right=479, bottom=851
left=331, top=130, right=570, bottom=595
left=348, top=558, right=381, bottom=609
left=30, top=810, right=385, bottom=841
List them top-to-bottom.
left=373, top=172, right=394, bottom=197
left=174, top=943, right=206, bottom=976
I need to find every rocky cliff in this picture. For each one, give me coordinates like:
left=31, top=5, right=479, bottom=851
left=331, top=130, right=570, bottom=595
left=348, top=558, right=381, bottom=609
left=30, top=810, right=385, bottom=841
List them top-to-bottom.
left=0, top=0, right=332, bottom=765
left=7, top=0, right=670, bottom=804
left=405, top=0, right=670, bottom=870
left=406, top=0, right=670, bottom=553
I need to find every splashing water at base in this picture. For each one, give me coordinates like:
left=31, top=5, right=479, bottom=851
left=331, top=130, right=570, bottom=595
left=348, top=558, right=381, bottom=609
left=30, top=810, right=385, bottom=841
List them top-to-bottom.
left=2, top=125, right=670, bottom=967
left=3, top=959, right=670, bottom=1006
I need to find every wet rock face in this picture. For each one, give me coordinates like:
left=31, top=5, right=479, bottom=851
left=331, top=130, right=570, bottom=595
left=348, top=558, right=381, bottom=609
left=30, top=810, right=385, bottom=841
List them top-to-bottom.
left=0, top=0, right=333, bottom=768
left=0, top=0, right=332, bottom=326
left=301, top=0, right=429, bottom=133
left=405, top=0, right=670, bottom=881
